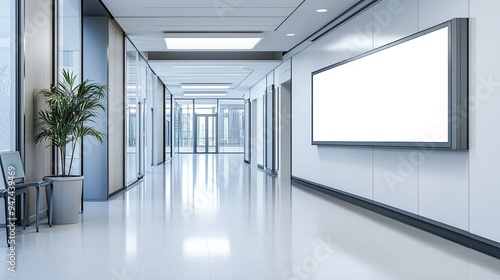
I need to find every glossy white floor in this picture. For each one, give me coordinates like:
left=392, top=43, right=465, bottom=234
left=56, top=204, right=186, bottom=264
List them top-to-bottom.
left=1, top=154, right=500, bottom=279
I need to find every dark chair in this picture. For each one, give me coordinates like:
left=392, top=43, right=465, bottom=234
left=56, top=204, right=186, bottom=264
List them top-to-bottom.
left=0, top=151, right=53, bottom=245
left=0, top=184, right=27, bottom=246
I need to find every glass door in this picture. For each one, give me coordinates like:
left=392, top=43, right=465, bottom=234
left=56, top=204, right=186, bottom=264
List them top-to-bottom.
left=195, top=115, right=217, bottom=154
left=196, top=116, right=206, bottom=153
left=207, top=116, right=216, bottom=153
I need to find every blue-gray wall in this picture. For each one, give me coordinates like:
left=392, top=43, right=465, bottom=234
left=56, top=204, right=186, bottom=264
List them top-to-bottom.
left=83, top=16, right=109, bottom=201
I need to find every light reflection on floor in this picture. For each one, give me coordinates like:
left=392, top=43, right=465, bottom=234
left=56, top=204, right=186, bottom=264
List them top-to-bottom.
left=1, top=154, right=499, bottom=279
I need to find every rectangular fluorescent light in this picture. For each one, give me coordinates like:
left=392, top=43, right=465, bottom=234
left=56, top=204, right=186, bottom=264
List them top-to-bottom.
left=164, top=37, right=262, bottom=50
left=173, top=65, right=246, bottom=69
left=174, top=73, right=247, bottom=77
left=181, top=84, right=231, bottom=90
left=184, top=93, right=227, bottom=97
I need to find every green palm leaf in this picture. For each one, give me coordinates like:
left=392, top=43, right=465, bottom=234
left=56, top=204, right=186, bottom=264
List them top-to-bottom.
left=34, top=69, right=107, bottom=176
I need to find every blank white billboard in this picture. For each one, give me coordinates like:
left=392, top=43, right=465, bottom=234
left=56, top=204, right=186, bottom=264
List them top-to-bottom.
left=312, top=26, right=452, bottom=146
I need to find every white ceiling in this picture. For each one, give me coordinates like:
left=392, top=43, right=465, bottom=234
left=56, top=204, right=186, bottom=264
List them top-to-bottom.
left=100, top=0, right=362, bottom=97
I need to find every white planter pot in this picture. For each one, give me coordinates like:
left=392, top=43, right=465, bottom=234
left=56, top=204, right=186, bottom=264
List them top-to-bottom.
left=43, top=176, right=83, bottom=224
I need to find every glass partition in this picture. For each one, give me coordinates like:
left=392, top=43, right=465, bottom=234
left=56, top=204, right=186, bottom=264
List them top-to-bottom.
left=0, top=0, right=17, bottom=154
left=58, top=0, right=82, bottom=175
left=59, top=0, right=81, bottom=75
left=125, top=39, right=140, bottom=185
left=165, top=91, right=171, bottom=158
left=174, top=99, right=245, bottom=154
left=244, top=99, right=251, bottom=162
left=177, top=100, right=194, bottom=153
left=218, top=100, right=245, bottom=153
left=173, top=101, right=181, bottom=154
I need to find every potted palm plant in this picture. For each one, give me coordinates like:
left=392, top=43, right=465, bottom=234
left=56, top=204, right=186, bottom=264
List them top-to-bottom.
left=34, top=69, right=106, bottom=224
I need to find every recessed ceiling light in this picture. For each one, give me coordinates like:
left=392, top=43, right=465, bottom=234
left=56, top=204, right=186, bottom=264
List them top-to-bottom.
left=316, top=8, right=328, bottom=13
left=286, top=33, right=296, bottom=37
left=164, top=37, right=262, bottom=50
left=173, top=65, right=246, bottom=69
left=174, top=73, right=247, bottom=77
left=181, top=84, right=231, bottom=90
left=184, top=93, right=227, bottom=97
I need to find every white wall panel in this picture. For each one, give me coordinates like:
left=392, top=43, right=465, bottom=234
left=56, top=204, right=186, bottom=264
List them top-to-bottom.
left=369, top=0, right=420, bottom=214
left=373, top=0, right=418, bottom=48
left=418, top=0, right=469, bottom=30
left=469, top=0, right=500, bottom=242
left=308, top=8, right=375, bottom=199
left=314, top=10, right=374, bottom=71
left=291, top=47, right=317, bottom=179
left=274, top=59, right=291, bottom=86
left=274, top=59, right=292, bottom=178
left=266, top=72, right=274, bottom=87
left=250, top=78, right=266, bottom=100
left=250, top=79, right=266, bottom=167
left=316, top=147, right=374, bottom=199
left=374, top=149, right=418, bottom=214
left=418, top=151, right=469, bottom=231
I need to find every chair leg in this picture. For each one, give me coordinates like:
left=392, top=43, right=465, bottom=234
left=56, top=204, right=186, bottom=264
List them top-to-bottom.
left=81, top=182, right=84, bottom=213
left=48, top=185, right=53, bottom=227
left=35, top=188, right=40, bottom=232
left=22, top=193, right=26, bottom=229
left=4, top=197, right=8, bottom=247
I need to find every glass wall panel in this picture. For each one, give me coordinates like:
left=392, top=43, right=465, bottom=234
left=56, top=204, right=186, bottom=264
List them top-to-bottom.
left=0, top=0, right=17, bottom=154
left=58, top=0, right=82, bottom=175
left=59, top=0, right=81, bottom=75
left=125, top=39, right=140, bottom=185
left=139, top=58, right=148, bottom=173
left=145, top=64, right=153, bottom=167
left=165, top=92, right=171, bottom=158
left=174, top=99, right=246, bottom=154
left=177, top=99, right=194, bottom=153
left=174, top=100, right=181, bottom=154
left=218, top=100, right=245, bottom=153
left=244, top=100, right=251, bottom=162
left=207, top=115, right=217, bottom=153
left=196, top=116, right=206, bottom=154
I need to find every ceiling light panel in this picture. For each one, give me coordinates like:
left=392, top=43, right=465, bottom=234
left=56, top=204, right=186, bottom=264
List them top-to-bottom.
left=163, top=33, right=263, bottom=50
left=164, top=37, right=262, bottom=50
left=172, top=65, right=247, bottom=70
left=181, top=84, right=232, bottom=90
left=184, top=93, right=227, bottom=97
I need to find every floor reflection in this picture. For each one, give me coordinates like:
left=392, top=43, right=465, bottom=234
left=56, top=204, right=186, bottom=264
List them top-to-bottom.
left=1, top=154, right=499, bottom=280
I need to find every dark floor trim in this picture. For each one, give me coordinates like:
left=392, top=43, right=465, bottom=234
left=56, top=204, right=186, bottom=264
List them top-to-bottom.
left=257, top=164, right=264, bottom=170
left=266, top=168, right=278, bottom=176
left=292, top=176, right=500, bottom=259
left=108, top=178, right=143, bottom=199
left=108, top=187, right=125, bottom=199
